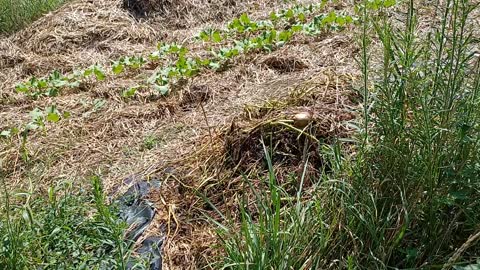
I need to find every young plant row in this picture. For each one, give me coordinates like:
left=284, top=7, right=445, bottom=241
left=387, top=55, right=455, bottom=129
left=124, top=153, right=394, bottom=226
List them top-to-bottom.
left=15, top=3, right=353, bottom=99
left=198, top=3, right=324, bottom=42
left=136, top=10, right=355, bottom=97
left=0, top=105, right=70, bottom=161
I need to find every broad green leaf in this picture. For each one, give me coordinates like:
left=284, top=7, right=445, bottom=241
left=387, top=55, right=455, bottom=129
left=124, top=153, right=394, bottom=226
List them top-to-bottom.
left=383, top=0, right=396, bottom=7
left=285, top=9, right=294, bottom=19
left=269, top=11, right=278, bottom=21
left=323, top=11, right=337, bottom=24
left=298, top=12, right=306, bottom=22
left=240, top=13, right=250, bottom=24
left=345, top=15, right=354, bottom=24
left=336, top=16, right=346, bottom=26
left=232, top=21, right=244, bottom=32
left=247, top=22, right=258, bottom=31
left=292, top=25, right=303, bottom=32
left=279, top=30, right=292, bottom=42
left=199, top=31, right=209, bottom=41
left=212, top=31, right=223, bottom=43
left=179, top=46, right=189, bottom=57
left=149, top=51, right=160, bottom=60
left=124, top=57, right=132, bottom=66
left=134, top=57, right=146, bottom=68
left=176, top=57, right=188, bottom=70
left=196, top=57, right=210, bottom=66
left=209, top=61, right=221, bottom=70
left=112, top=62, right=124, bottom=74
left=93, top=67, right=106, bottom=81
left=83, top=68, right=93, bottom=77
left=50, top=70, right=62, bottom=80
left=147, top=72, right=159, bottom=84
left=52, top=79, right=68, bottom=88
left=36, top=80, right=48, bottom=89
left=69, top=81, right=80, bottom=88
left=16, top=83, right=29, bottom=93
left=153, top=84, right=169, bottom=95
left=122, top=87, right=138, bottom=98
left=46, top=88, right=59, bottom=97
left=45, top=105, right=58, bottom=114
left=29, top=108, right=44, bottom=121
left=46, top=112, right=60, bottom=122
left=25, top=122, right=40, bottom=131
left=0, top=130, right=11, bottom=138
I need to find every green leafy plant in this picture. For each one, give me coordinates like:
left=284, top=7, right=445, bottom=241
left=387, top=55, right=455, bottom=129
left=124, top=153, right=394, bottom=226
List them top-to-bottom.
left=112, top=56, right=147, bottom=74
left=15, top=70, right=79, bottom=99
left=1, top=106, right=70, bottom=162
left=141, top=134, right=160, bottom=151
left=0, top=176, right=133, bottom=269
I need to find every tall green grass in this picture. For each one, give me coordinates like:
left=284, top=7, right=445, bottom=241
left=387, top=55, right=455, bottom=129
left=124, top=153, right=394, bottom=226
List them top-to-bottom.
left=0, top=0, right=67, bottom=33
left=215, top=0, right=480, bottom=268
left=352, top=0, right=480, bottom=266
left=213, top=144, right=339, bottom=270
left=0, top=175, right=133, bottom=269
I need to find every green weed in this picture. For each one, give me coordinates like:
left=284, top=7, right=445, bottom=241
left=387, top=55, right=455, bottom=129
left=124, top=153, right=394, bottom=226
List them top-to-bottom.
left=0, top=0, right=67, bottom=33
left=213, top=0, right=480, bottom=268
left=351, top=0, right=480, bottom=266
left=142, top=135, right=160, bottom=151
left=211, top=144, right=337, bottom=270
left=0, top=174, right=132, bottom=269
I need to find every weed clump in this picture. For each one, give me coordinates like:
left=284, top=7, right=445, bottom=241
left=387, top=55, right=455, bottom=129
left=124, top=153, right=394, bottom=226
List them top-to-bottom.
left=0, top=0, right=68, bottom=33
left=210, top=0, right=480, bottom=269
left=0, top=177, right=130, bottom=269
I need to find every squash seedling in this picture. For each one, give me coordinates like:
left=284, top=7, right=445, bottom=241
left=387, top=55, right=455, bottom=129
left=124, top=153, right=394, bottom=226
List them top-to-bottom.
left=0, top=106, right=70, bottom=162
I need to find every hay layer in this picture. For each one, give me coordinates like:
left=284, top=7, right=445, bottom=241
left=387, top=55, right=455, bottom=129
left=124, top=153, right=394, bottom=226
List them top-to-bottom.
left=0, top=0, right=360, bottom=269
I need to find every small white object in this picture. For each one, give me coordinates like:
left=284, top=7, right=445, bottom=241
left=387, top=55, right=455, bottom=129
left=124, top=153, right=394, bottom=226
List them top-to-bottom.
left=293, top=111, right=312, bottom=128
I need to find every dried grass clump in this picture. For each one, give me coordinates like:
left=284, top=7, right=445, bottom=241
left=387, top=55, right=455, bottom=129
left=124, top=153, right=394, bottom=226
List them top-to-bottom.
left=11, top=0, right=158, bottom=56
left=132, top=0, right=278, bottom=28
left=0, top=39, right=25, bottom=68
left=262, top=55, right=309, bottom=73
left=224, top=93, right=356, bottom=175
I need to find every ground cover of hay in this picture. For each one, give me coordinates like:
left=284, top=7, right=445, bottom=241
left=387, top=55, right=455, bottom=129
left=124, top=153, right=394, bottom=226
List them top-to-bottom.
left=0, top=0, right=359, bottom=268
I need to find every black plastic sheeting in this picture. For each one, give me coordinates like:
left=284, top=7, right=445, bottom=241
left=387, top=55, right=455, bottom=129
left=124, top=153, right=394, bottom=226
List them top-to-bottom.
left=116, top=179, right=163, bottom=270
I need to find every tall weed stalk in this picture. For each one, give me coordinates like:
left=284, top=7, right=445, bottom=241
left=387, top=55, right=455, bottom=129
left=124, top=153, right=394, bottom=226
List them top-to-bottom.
left=216, top=0, right=480, bottom=268
left=352, top=0, right=480, bottom=267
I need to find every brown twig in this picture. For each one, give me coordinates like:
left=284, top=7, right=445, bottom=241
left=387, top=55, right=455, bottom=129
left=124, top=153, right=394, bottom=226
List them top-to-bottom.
left=442, top=229, right=480, bottom=270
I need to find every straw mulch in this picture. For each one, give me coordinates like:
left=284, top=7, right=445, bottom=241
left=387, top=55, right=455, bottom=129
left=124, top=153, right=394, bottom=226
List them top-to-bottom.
left=0, top=0, right=360, bottom=269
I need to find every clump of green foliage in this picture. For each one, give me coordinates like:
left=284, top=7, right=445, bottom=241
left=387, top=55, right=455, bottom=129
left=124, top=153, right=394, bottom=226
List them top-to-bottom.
left=0, top=0, right=67, bottom=33
left=214, top=0, right=480, bottom=269
left=352, top=0, right=480, bottom=266
left=1, top=105, right=70, bottom=162
left=0, top=175, right=134, bottom=269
